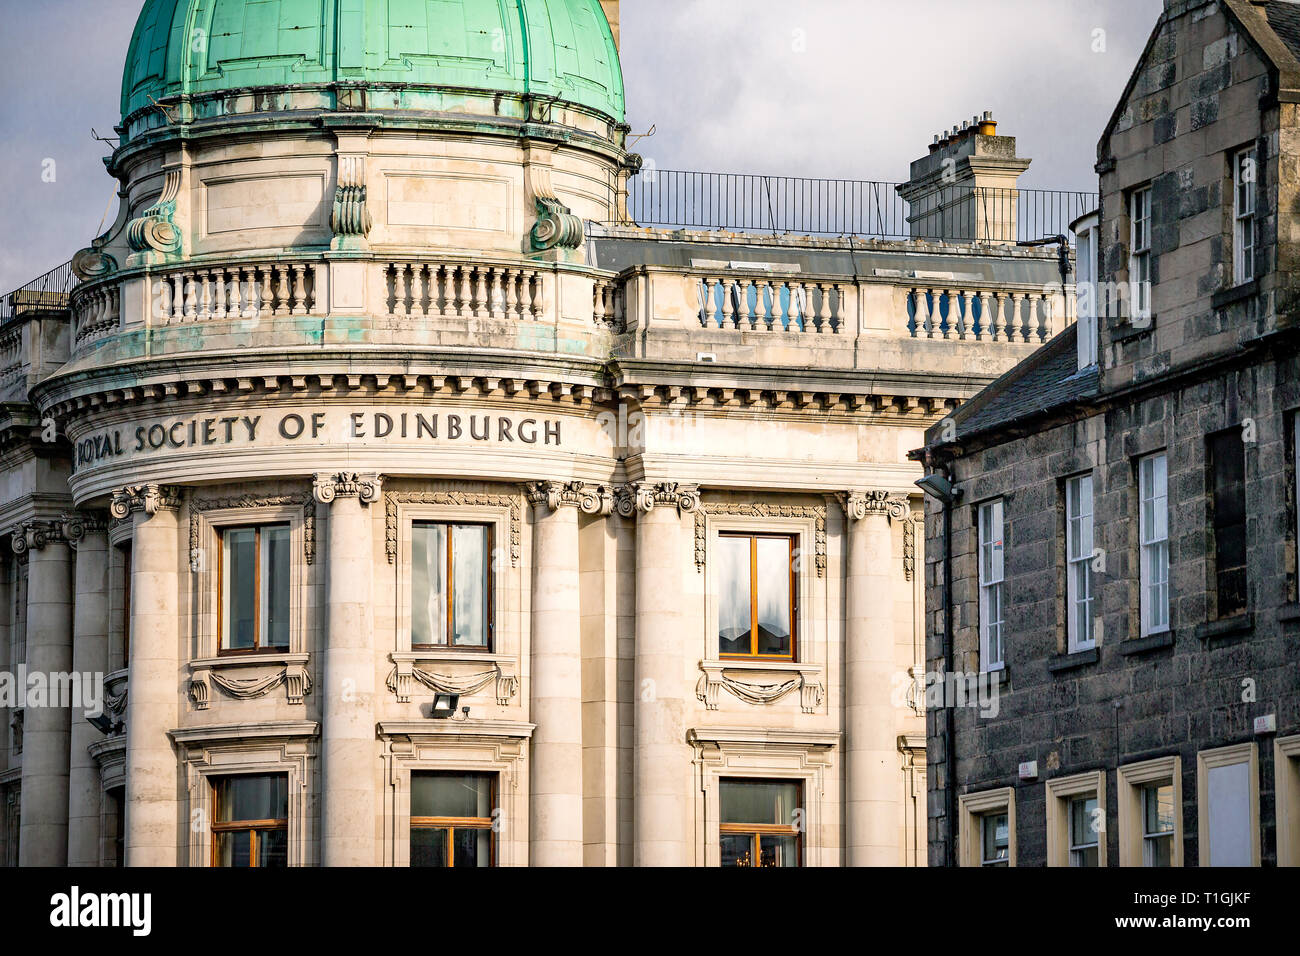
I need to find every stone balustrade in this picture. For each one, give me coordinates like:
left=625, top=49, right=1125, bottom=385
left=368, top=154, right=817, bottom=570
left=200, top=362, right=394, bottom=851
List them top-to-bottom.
left=148, top=260, right=322, bottom=324
left=385, top=260, right=545, bottom=321
left=696, top=273, right=846, bottom=333
left=71, top=283, right=121, bottom=346
left=906, top=284, right=1065, bottom=343
left=0, top=323, right=22, bottom=390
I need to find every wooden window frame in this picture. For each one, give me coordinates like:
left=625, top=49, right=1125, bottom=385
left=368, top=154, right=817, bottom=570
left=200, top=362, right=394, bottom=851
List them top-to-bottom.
left=1233, top=147, right=1257, bottom=287
left=1129, top=186, right=1152, bottom=321
left=1138, top=453, right=1170, bottom=637
left=1066, top=475, right=1096, bottom=652
left=978, top=500, right=1005, bottom=672
left=410, top=521, right=495, bottom=652
left=217, top=524, right=290, bottom=656
left=717, top=532, right=798, bottom=662
left=1196, top=742, right=1260, bottom=867
left=1118, top=755, right=1183, bottom=867
left=1046, top=770, right=1107, bottom=867
left=409, top=773, right=498, bottom=868
left=209, top=774, right=289, bottom=868
left=717, top=778, right=803, bottom=868
left=958, top=787, right=1016, bottom=867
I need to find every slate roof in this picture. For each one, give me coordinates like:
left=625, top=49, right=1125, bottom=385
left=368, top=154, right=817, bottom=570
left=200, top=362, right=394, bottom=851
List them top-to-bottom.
left=1263, top=1, right=1300, bottom=62
left=924, top=322, right=1100, bottom=447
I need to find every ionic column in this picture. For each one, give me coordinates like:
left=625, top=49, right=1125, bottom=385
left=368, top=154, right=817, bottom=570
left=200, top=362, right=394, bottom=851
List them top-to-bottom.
left=314, top=472, right=383, bottom=867
left=525, top=481, right=610, bottom=866
left=621, top=482, right=700, bottom=867
left=112, top=484, right=182, bottom=867
left=844, top=490, right=909, bottom=867
left=65, top=512, right=111, bottom=867
left=13, top=520, right=75, bottom=865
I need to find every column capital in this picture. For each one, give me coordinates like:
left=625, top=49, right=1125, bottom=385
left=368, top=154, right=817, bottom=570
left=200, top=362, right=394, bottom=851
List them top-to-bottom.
left=312, top=472, right=383, bottom=506
left=525, top=480, right=615, bottom=515
left=614, top=481, right=700, bottom=517
left=110, top=484, right=182, bottom=520
left=841, top=490, right=909, bottom=522
left=62, top=510, right=110, bottom=546
left=10, top=519, right=69, bottom=555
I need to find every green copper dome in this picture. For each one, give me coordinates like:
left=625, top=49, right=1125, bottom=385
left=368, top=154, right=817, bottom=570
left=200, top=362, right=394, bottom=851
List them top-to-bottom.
left=121, top=0, right=624, bottom=122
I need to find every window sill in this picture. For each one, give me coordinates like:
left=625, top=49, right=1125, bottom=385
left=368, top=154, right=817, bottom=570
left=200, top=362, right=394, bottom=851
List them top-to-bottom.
left=1211, top=280, right=1258, bottom=310
left=1112, top=319, right=1156, bottom=343
left=1277, top=603, right=1300, bottom=623
left=1194, top=613, right=1254, bottom=642
left=1119, top=631, right=1175, bottom=656
left=1047, top=647, right=1099, bottom=673
left=192, top=652, right=309, bottom=671
left=388, top=652, right=520, bottom=706
left=188, top=653, right=312, bottom=710
left=698, top=660, right=826, bottom=714
left=980, top=666, right=1011, bottom=689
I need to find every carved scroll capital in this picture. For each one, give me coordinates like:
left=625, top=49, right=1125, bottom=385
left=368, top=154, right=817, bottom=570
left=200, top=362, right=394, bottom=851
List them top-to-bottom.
left=313, top=472, right=383, bottom=506
left=526, top=480, right=615, bottom=516
left=614, top=481, right=701, bottom=517
left=109, top=484, right=182, bottom=520
left=842, top=490, right=909, bottom=522
left=62, top=510, right=110, bottom=546
left=10, top=520, right=68, bottom=555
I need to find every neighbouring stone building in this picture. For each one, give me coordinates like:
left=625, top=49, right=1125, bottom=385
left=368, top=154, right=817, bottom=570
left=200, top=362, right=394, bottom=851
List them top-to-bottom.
left=0, top=0, right=1088, bottom=867
left=915, top=0, right=1300, bottom=868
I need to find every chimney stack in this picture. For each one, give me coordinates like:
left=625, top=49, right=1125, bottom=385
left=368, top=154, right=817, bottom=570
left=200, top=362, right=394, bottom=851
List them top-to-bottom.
left=895, top=110, right=1031, bottom=244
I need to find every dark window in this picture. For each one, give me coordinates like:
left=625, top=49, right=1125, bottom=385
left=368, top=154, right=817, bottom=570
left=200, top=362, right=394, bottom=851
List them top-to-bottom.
left=1209, top=431, right=1248, bottom=617
left=219, top=525, right=291, bottom=652
left=120, top=545, right=132, bottom=668
left=410, top=772, right=495, bottom=867
left=211, top=774, right=288, bottom=867
left=719, top=779, right=802, bottom=867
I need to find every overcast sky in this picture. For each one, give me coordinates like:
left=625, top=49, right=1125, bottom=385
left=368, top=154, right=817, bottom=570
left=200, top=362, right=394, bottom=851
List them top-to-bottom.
left=0, top=0, right=1164, bottom=291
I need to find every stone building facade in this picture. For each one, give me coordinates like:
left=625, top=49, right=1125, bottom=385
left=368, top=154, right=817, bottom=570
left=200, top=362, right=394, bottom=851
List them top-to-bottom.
left=0, top=0, right=1081, bottom=866
left=916, top=0, right=1300, bottom=868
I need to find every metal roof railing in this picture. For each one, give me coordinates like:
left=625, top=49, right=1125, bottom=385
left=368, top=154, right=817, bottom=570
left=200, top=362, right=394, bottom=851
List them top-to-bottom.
left=612, top=169, right=1097, bottom=245
left=0, top=260, right=77, bottom=324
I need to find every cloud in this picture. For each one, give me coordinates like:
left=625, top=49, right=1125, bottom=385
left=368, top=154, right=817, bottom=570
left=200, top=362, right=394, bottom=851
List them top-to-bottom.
left=0, top=0, right=1165, bottom=290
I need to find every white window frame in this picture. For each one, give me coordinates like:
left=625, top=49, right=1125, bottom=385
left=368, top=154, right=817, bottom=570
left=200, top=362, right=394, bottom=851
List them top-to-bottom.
left=1233, top=147, right=1257, bottom=287
left=1129, top=187, right=1152, bottom=321
left=1139, top=453, right=1170, bottom=637
left=1066, top=474, right=1096, bottom=652
left=978, top=500, right=1005, bottom=672
left=1197, top=742, right=1260, bottom=867
left=1118, top=755, right=1183, bottom=867
left=1046, top=770, right=1107, bottom=867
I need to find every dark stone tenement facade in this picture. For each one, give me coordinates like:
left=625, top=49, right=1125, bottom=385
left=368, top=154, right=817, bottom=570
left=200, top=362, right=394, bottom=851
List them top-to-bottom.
left=916, top=0, right=1300, bottom=868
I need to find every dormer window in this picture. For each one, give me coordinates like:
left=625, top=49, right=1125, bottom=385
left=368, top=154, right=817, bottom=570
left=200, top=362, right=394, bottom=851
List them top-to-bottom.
left=1234, top=147, right=1257, bottom=286
left=1072, top=211, right=1100, bottom=370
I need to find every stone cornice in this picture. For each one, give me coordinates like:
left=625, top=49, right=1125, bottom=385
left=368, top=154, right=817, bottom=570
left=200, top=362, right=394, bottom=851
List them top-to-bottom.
left=33, top=356, right=971, bottom=426
left=312, top=472, right=383, bottom=506
left=525, top=480, right=615, bottom=515
left=614, top=481, right=701, bottom=516
left=109, top=484, right=182, bottom=520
